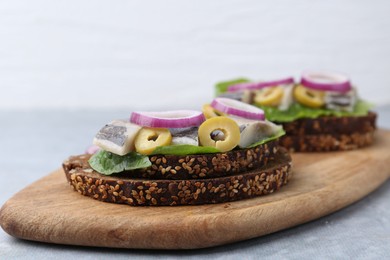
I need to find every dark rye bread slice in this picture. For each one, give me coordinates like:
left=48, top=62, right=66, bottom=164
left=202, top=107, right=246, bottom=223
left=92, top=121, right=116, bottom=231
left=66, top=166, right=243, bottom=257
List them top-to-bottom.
left=277, top=112, right=377, bottom=152
left=280, top=112, right=377, bottom=136
left=279, top=131, right=375, bottom=152
left=63, top=140, right=279, bottom=180
left=63, top=149, right=292, bottom=206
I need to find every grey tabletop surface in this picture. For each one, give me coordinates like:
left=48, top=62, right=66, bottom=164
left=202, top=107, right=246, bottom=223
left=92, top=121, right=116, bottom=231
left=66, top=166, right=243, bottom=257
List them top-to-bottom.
left=1, top=106, right=390, bottom=259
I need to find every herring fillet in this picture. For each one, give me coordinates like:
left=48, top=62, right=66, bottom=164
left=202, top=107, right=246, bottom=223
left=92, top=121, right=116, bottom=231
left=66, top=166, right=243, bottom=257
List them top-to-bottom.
left=278, top=84, right=294, bottom=111
left=325, top=88, right=357, bottom=112
left=229, top=116, right=282, bottom=148
left=93, top=120, right=141, bottom=155
left=170, top=127, right=199, bottom=146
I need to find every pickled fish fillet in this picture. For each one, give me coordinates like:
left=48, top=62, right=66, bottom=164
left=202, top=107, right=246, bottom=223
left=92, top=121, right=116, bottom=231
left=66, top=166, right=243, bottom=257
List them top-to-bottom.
left=278, top=84, right=294, bottom=111
left=325, top=88, right=357, bottom=112
left=230, top=116, right=282, bottom=148
left=93, top=120, right=141, bottom=155
left=170, top=127, right=199, bottom=146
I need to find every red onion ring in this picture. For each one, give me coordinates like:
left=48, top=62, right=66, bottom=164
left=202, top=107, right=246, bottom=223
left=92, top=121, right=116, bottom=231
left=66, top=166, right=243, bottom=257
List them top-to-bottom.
left=301, top=71, right=351, bottom=92
left=227, top=77, right=294, bottom=92
left=211, top=98, right=265, bottom=120
left=130, top=110, right=205, bottom=128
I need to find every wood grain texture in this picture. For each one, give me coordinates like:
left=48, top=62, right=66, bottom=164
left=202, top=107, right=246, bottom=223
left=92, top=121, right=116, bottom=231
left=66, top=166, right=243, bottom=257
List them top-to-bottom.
left=1, top=130, right=390, bottom=250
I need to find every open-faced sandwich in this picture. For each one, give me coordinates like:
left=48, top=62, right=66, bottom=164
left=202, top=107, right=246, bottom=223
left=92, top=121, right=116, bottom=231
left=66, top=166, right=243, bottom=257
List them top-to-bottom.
left=215, top=71, right=376, bottom=152
left=63, top=99, right=292, bottom=206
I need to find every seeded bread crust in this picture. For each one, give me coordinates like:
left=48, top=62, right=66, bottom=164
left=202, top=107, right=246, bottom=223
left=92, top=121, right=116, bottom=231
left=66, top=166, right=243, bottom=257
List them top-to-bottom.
left=278, top=112, right=377, bottom=152
left=280, top=112, right=377, bottom=136
left=279, top=131, right=375, bottom=152
left=64, top=140, right=279, bottom=180
left=63, top=149, right=292, bottom=206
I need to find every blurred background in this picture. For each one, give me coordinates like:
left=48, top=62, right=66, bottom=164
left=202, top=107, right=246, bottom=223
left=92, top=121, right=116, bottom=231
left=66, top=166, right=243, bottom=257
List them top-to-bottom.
left=1, top=0, right=390, bottom=111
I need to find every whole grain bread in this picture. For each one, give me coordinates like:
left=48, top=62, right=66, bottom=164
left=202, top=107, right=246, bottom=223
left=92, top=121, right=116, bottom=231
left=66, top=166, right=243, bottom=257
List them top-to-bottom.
left=277, top=112, right=377, bottom=152
left=280, top=112, right=377, bottom=136
left=279, top=131, right=375, bottom=152
left=63, top=148, right=292, bottom=206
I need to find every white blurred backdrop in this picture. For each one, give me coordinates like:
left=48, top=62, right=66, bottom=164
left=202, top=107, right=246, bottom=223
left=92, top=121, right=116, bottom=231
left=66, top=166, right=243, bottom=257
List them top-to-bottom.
left=1, top=0, right=390, bottom=110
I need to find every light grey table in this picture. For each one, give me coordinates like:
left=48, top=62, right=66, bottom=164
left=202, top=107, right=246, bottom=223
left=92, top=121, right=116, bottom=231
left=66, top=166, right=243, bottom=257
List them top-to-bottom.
left=1, top=107, right=389, bottom=259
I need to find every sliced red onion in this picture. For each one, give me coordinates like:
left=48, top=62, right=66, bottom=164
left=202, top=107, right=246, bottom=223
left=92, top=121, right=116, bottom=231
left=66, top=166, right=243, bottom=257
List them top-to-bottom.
left=301, top=71, right=351, bottom=92
left=227, top=77, right=294, bottom=92
left=211, top=98, right=265, bottom=121
left=130, top=110, right=205, bottom=128
left=86, top=145, right=100, bottom=154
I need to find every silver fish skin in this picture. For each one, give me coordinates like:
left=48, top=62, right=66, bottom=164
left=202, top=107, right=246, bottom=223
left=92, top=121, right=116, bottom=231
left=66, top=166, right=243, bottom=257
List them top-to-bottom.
left=278, top=84, right=295, bottom=111
left=325, top=88, right=357, bottom=112
left=229, top=116, right=282, bottom=148
left=93, top=120, right=141, bottom=155
left=169, top=127, right=199, bottom=146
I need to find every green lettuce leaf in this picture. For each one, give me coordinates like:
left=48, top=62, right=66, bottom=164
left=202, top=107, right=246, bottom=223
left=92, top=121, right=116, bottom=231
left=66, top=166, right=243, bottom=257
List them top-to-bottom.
left=215, top=78, right=250, bottom=96
left=259, top=100, right=373, bottom=122
left=248, top=128, right=286, bottom=148
left=151, top=145, right=220, bottom=156
left=88, top=150, right=151, bottom=175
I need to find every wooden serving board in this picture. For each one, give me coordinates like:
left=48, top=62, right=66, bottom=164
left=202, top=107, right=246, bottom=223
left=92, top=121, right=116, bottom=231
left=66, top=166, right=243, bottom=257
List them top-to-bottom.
left=1, top=130, right=390, bottom=250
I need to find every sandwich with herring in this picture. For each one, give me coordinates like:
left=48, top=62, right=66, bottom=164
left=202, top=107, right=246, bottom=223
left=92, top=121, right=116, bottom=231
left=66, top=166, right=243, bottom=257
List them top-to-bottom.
left=215, top=70, right=376, bottom=152
left=63, top=99, right=292, bottom=206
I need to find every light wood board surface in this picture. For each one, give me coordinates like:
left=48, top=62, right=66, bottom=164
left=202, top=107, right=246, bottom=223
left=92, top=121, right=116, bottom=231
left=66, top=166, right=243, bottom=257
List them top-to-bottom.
left=1, top=130, right=390, bottom=250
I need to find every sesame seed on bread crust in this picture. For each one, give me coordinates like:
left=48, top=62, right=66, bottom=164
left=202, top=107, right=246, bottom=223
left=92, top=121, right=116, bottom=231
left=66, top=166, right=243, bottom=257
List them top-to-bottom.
left=63, top=148, right=292, bottom=206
